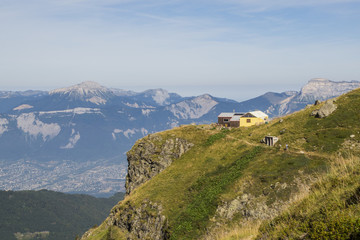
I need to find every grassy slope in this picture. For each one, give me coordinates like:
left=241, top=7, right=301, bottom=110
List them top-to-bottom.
left=86, top=88, right=360, bottom=240
left=256, top=155, right=360, bottom=239
left=0, top=190, right=124, bottom=240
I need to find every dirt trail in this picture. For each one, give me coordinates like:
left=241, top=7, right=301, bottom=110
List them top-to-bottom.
left=227, top=135, right=330, bottom=159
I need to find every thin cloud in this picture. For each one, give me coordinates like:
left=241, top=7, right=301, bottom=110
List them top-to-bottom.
left=0, top=0, right=359, bottom=98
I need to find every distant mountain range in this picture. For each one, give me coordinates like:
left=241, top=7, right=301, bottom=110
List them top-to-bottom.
left=0, top=78, right=358, bottom=196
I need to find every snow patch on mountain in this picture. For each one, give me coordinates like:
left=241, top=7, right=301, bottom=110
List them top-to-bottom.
left=166, top=94, right=218, bottom=119
left=87, top=96, right=107, bottom=105
left=124, top=102, right=155, bottom=109
left=125, top=102, right=140, bottom=108
left=13, top=104, right=34, bottom=111
left=39, top=108, right=101, bottom=115
left=141, top=109, right=154, bottom=116
left=17, top=113, right=61, bottom=141
left=0, top=118, right=9, bottom=135
left=111, top=128, right=140, bottom=139
left=141, top=128, right=148, bottom=136
left=61, top=129, right=80, bottom=149
left=112, top=129, right=123, bottom=140
left=113, top=129, right=122, bottom=133
left=123, top=129, right=137, bottom=138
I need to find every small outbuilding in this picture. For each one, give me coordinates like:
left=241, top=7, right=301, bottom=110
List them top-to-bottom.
left=264, top=136, right=278, bottom=146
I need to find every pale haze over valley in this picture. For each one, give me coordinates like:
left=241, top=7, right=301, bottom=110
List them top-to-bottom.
left=1, top=0, right=360, bottom=100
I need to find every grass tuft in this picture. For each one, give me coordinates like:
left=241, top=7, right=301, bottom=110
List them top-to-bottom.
left=204, top=129, right=230, bottom=146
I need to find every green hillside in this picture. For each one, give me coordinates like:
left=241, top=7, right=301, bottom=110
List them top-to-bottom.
left=82, top=88, right=360, bottom=240
left=256, top=155, right=360, bottom=239
left=0, top=190, right=124, bottom=240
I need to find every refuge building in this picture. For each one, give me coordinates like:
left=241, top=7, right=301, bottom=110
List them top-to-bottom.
left=217, top=111, right=268, bottom=127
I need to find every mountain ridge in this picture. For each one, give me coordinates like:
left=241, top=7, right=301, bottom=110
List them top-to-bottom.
left=0, top=79, right=359, bottom=196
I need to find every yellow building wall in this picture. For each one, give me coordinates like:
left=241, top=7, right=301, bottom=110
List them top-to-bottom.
left=239, top=117, right=265, bottom=127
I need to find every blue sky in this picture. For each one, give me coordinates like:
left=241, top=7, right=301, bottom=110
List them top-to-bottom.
left=1, top=0, right=359, bottom=100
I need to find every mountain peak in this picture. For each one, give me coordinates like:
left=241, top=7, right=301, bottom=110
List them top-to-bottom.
left=49, top=81, right=112, bottom=105
left=50, top=81, right=107, bottom=95
left=77, top=81, right=103, bottom=88
left=166, top=93, right=218, bottom=119
left=196, top=94, right=213, bottom=100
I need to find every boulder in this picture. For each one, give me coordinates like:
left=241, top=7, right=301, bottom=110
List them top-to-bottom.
left=311, top=99, right=337, bottom=118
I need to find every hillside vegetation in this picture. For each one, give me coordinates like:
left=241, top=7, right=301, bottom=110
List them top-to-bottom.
left=82, top=88, right=360, bottom=239
left=0, top=190, right=124, bottom=240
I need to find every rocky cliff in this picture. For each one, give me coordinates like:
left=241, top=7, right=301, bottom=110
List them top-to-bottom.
left=268, top=78, right=360, bottom=116
left=298, top=78, right=360, bottom=102
left=81, top=127, right=198, bottom=240
left=126, top=134, right=193, bottom=195
left=108, top=200, right=169, bottom=240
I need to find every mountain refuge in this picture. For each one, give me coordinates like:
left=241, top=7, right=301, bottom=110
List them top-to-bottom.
left=218, top=111, right=269, bottom=127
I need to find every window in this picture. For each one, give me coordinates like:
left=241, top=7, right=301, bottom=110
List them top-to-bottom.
left=224, top=119, right=229, bottom=122
left=247, top=119, right=251, bottom=123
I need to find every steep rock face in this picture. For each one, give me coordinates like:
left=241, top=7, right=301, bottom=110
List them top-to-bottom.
left=268, top=78, right=359, bottom=116
left=299, top=78, right=360, bottom=102
left=82, top=133, right=193, bottom=240
left=126, top=134, right=193, bottom=195
left=107, top=200, right=169, bottom=240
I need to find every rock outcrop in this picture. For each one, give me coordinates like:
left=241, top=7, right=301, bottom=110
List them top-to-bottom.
left=266, top=78, right=359, bottom=116
left=298, top=78, right=360, bottom=102
left=311, top=99, right=337, bottom=118
left=82, top=133, right=193, bottom=240
left=126, top=134, right=193, bottom=195
left=215, top=193, right=286, bottom=222
left=81, top=200, right=169, bottom=240
left=108, top=200, right=169, bottom=240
